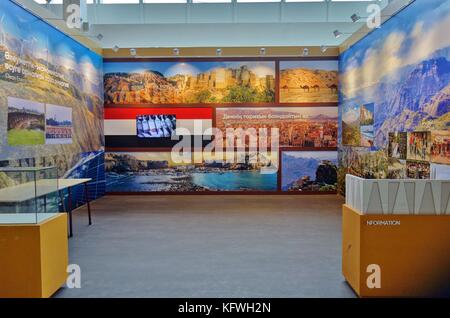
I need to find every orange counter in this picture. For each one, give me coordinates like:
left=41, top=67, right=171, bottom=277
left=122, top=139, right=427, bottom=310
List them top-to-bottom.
left=342, top=204, right=450, bottom=297
left=0, top=214, right=68, bottom=298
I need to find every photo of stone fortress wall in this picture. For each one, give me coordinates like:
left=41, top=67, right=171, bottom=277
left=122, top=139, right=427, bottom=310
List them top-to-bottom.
left=104, top=62, right=275, bottom=105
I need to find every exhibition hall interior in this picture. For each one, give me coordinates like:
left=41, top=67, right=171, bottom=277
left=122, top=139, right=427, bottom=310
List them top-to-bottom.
left=0, top=0, right=449, bottom=299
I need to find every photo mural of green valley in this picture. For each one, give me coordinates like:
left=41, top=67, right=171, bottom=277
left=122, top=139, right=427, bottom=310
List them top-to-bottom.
left=0, top=0, right=105, bottom=201
left=338, top=0, right=450, bottom=195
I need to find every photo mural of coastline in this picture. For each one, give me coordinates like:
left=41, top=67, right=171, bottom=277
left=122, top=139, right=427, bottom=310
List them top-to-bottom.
left=338, top=0, right=450, bottom=193
left=0, top=1, right=105, bottom=202
left=104, top=61, right=275, bottom=105
left=280, top=61, right=339, bottom=103
left=216, top=107, right=338, bottom=148
left=281, top=151, right=338, bottom=192
left=105, top=152, right=278, bottom=192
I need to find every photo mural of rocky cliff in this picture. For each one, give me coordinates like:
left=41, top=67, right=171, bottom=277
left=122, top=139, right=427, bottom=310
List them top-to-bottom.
left=338, top=0, right=450, bottom=194
left=0, top=1, right=105, bottom=203
left=104, top=61, right=275, bottom=105
left=281, top=151, right=338, bottom=192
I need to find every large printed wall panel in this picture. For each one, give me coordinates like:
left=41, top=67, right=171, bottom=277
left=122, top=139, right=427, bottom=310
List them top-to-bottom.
left=0, top=0, right=105, bottom=204
left=338, top=0, right=450, bottom=195
left=104, top=57, right=338, bottom=193
left=104, top=61, right=275, bottom=105
left=279, top=61, right=338, bottom=103
left=105, top=107, right=213, bottom=148
left=216, top=107, right=338, bottom=148
left=105, top=151, right=278, bottom=192
left=281, top=151, right=338, bottom=192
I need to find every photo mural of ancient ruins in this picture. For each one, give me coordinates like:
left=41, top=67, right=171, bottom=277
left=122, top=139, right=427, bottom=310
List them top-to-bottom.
left=104, top=61, right=276, bottom=105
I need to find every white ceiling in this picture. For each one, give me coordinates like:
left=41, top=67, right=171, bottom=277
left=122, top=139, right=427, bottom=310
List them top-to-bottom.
left=32, top=0, right=393, bottom=48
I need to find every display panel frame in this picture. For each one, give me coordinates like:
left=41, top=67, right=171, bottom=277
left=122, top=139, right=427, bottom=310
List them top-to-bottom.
left=104, top=56, right=339, bottom=195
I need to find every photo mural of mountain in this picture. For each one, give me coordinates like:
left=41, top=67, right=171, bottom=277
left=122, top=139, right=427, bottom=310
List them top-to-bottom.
left=338, top=0, right=450, bottom=192
left=0, top=1, right=105, bottom=202
left=104, top=61, right=276, bottom=105
left=280, top=61, right=339, bottom=103
left=281, top=151, right=338, bottom=192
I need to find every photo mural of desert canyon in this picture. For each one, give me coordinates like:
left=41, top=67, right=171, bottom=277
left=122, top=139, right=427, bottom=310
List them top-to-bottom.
left=280, top=61, right=339, bottom=103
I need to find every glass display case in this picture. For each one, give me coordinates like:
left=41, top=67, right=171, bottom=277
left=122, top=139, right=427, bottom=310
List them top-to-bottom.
left=0, top=166, right=59, bottom=224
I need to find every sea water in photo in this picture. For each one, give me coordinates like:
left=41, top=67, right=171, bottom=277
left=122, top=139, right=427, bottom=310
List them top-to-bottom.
left=106, top=170, right=278, bottom=192
left=192, top=171, right=277, bottom=191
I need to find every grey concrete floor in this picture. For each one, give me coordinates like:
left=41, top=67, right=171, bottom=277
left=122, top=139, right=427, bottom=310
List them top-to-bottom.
left=54, top=195, right=355, bottom=298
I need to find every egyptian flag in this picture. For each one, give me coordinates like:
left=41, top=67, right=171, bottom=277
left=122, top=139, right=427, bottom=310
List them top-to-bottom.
left=105, top=107, right=213, bottom=148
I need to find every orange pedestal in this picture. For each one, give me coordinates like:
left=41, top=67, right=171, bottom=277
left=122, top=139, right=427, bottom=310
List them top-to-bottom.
left=342, top=204, right=450, bottom=297
left=0, top=214, right=68, bottom=298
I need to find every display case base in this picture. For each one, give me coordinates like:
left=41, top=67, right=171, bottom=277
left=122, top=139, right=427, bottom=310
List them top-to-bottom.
left=342, top=204, right=450, bottom=297
left=0, top=213, right=68, bottom=298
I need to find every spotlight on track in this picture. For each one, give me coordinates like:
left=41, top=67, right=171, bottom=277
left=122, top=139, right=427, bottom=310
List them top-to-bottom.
left=351, top=14, right=362, bottom=23
left=333, top=30, right=343, bottom=38
left=112, top=45, right=120, bottom=53
left=320, top=45, right=328, bottom=53
left=259, top=47, right=266, bottom=56
left=130, top=48, right=136, bottom=56
left=173, top=48, right=180, bottom=56
left=216, top=48, right=222, bottom=56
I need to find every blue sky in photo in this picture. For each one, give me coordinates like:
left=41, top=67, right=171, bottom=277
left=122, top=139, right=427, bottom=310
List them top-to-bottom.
left=340, top=0, right=450, bottom=71
left=0, top=1, right=102, bottom=70
left=103, top=61, right=275, bottom=77
left=8, top=97, right=44, bottom=114
left=363, top=103, right=374, bottom=114
left=46, top=104, right=72, bottom=122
